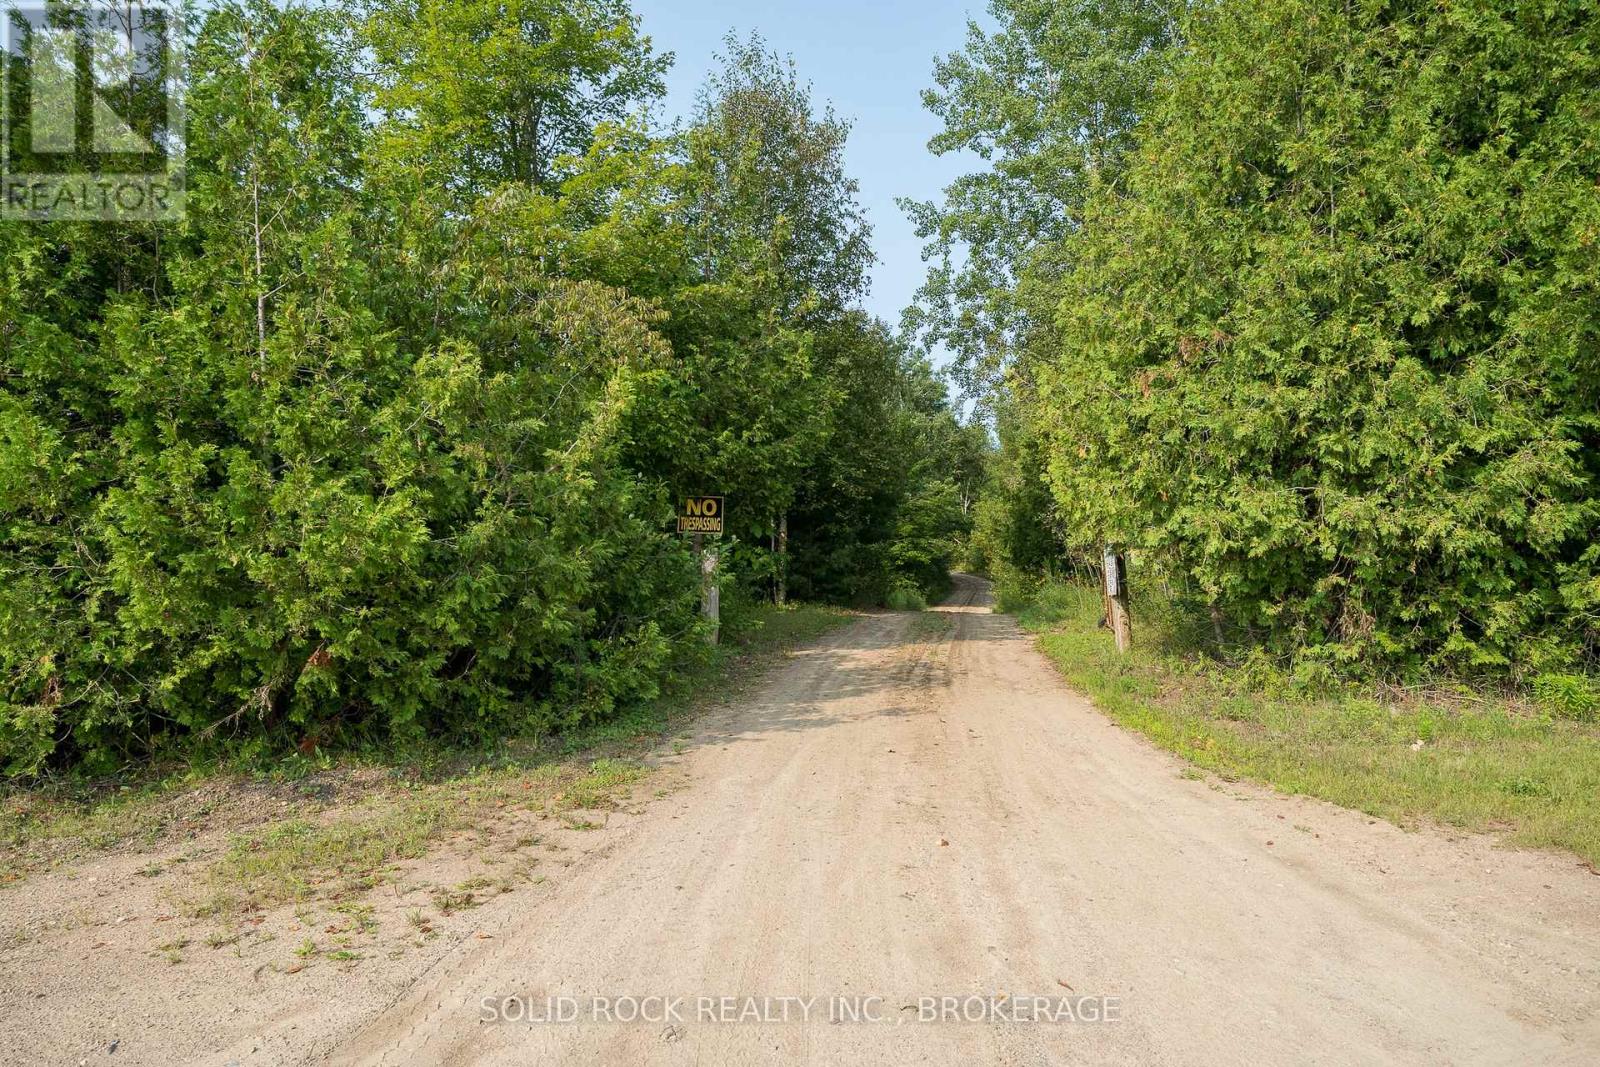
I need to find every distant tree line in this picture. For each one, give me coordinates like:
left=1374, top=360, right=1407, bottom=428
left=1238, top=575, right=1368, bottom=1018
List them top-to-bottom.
left=917, top=0, right=1599, bottom=680
left=0, top=1, right=981, bottom=776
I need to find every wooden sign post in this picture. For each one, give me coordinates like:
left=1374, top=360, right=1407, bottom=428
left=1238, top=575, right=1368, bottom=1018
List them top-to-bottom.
left=680, top=497, right=725, bottom=645
left=699, top=537, right=720, bottom=644
left=1104, top=545, right=1132, bottom=654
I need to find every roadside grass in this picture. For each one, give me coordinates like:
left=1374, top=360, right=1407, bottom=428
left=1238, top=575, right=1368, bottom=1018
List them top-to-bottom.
left=1010, top=581, right=1600, bottom=868
left=885, top=585, right=929, bottom=612
left=0, top=601, right=854, bottom=902
left=912, top=611, right=954, bottom=637
left=185, top=756, right=650, bottom=916
left=0, top=781, right=187, bottom=878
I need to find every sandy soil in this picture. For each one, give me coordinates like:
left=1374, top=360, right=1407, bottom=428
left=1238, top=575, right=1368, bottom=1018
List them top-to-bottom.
left=5, top=574, right=1599, bottom=1065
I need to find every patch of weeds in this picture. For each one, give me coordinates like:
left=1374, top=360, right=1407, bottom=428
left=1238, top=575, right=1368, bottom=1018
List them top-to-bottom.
left=1014, top=580, right=1600, bottom=866
left=886, top=585, right=928, bottom=612
left=909, top=612, right=954, bottom=640
left=1533, top=674, right=1599, bottom=723
left=561, top=759, right=648, bottom=810
left=0, top=780, right=184, bottom=881
left=194, top=798, right=459, bottom=915
left=187, top=887, right=255, bottom=919
left=430, top=887, right=478, bottom=915
left=334, top=902, right=378, bottom=935
left=204, top=929, right=244, bottom=950
left=156, top=938, right=189, bottom=965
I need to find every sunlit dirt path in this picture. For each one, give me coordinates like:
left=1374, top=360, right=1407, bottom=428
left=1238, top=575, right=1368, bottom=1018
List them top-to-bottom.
left=302, top=574, right=1600, bottom=1066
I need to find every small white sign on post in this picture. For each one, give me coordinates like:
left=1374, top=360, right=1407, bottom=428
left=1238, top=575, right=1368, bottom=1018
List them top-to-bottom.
left=1103, top=546, right=1131, bottom=653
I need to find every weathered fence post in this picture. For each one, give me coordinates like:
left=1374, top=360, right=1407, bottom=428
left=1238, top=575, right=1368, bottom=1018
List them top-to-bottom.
left=1104, top=545, right=1132, bottom=653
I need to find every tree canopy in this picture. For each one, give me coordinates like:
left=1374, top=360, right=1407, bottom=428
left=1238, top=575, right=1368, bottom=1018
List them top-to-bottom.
left=940, top=0, right=1600, bottom=679
left=0, top=4, right=975, bottom=777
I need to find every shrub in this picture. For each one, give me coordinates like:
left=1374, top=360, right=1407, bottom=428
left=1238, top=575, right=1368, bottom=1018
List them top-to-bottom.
left=1033, top=0, right=1600, bottom=676
left=0, top=2, right=975, bottom=779
left=885, top=586, right=928, bottom=612
left=1533, top=674, right=1600, bottom=723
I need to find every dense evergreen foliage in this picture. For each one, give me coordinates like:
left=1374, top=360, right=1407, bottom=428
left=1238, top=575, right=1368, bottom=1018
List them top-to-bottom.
left=11, top=0, right=1592, bottom=776
left=921, top=0, right=1599, bottom=679
left=0, top=3, right=971, bottom=776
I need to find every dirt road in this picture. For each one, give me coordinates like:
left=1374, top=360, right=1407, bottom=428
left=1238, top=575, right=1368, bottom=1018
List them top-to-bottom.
left=310, top=574, right=1599, bottom=1066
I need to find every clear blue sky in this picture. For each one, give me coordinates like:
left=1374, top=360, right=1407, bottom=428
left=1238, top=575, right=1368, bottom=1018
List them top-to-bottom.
left=631, top=0, right=988, bottom=337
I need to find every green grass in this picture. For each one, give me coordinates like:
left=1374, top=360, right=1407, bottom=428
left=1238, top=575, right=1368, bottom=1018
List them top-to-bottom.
left=1009, top=581, right=1600, bottom=868
left=885, top=586, right=928, bottom=612
left=1, top=601, right=854, bottom=901
left=182, top=751, right=665, bottom=916
left=0, top=783, right=185, bottom=880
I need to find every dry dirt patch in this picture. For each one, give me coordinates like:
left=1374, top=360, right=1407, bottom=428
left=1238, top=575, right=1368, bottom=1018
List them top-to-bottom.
left=0, top=604, right=852, bottom=1066
left=0, top=748, right=683, bottom=1066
